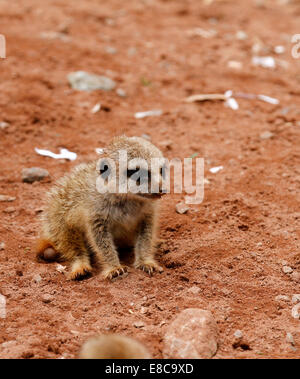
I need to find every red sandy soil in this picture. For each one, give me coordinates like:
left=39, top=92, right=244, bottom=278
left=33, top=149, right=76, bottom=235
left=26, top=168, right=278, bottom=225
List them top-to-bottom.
left=0, top=0, right=300, bottom=359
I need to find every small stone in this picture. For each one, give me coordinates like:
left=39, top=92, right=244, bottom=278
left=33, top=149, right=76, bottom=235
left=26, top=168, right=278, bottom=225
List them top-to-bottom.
left=236, top=30, right=248, bottom=40
left=105, top=46, right=117, bottom=54
left=228, top=60, right=243, bottom=70
left=68, top=71, right=116, bottom=91
left=116, top=88, right=127, bottom=97
left=91, top=103, right=101, bottom=114
left=0, top=122, right=9, bottom=130
left=260, top=131, right=274, bottom=140
left=22, top=167, right=50, bottom=183
left=0, top=195, right=16, bottom=202
left=176, top=203, right=190, bottom=214
left=4, top=207, right=15, bottom=214
left=0, top=242, right=5, bottom=250
left=56, top=264, right=66, bottom=273
left=282, top=266, right=293, bottom=274
left=291, top=272, right=300, bottom=283
left=33, top=274, right=42, bottom=283
left=187, top=286, right=201, bottom=295
left=0, top=294, right=6, bottom=319
left=42, top=294, right=53, bottom=304
left=292, top=294, right=300, bottom=304
left=275, top=295, right=290, bottom=302
left=291, top=303, right=300, bottom=319
left=140, top=307, right=148, bottom=314
left=163, top=308, right=218, bottom=359
left=133, top=321, right=145, bottom=328
left=234, top=330, right=243, bottom=340
left=286, top=332, right=295, bottom=346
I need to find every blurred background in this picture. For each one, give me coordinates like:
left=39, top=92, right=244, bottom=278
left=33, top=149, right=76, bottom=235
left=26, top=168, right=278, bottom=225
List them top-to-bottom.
left=0, top=0, right=300, bottom=359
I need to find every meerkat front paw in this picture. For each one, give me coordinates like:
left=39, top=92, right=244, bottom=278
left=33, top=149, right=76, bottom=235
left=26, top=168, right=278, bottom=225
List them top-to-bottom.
left=68, top=259, right=92, bottom=281
left=135, top=260, right=163, bottom=276
left=68, top=265, right=92, bottom=281
left=103, top=265, right=128, bottom=281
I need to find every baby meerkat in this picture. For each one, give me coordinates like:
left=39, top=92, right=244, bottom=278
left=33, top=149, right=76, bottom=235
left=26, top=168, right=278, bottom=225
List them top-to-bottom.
left=36, top=136, right=167, bottom=280
left=79, top=334, right=151, bottom=359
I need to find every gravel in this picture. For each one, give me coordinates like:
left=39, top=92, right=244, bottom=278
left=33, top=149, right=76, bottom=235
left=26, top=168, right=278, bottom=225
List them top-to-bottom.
left=68, top=71, right=116, bottom=91
left=22, top=167, right=50, bottom=183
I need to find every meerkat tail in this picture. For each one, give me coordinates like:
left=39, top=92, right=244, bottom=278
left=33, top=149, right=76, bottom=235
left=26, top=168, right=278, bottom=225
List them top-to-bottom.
left=35, top=238, right=59, bottom=262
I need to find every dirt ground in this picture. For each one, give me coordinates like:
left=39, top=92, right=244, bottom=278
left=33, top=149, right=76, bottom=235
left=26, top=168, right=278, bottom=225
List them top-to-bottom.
left=0, top=0, right=300, bottom=359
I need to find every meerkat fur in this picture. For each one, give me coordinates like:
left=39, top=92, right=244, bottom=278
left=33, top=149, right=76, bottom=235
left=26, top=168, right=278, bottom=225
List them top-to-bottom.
left=36, top=136, right=167, bottom=281
left=79, top=334, right=151, bottom=359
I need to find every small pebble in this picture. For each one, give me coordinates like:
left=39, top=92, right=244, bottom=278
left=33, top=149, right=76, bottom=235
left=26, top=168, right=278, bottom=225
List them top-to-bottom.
left=236, top=30, right=248, bottom=40
left=105, top=46, right=117, bottom=54
left=228, top=61, right=243, bottom=70
left=68, top=71, right=116, bottom=91
left=116, top=88, right=127, bottom=97
left=91, top=103, right=101, bottom=114
left=0, top=122, right=9, bottom=130
left=260, top=131, right=274, bottom=140
left=22, top=167, right=50, bottom=183
left=0, top=195, right=16, bottom=202
left=175, top=203, right=190, bottom=214
left=4, top=207, right=15, bottom=214
left=0, top=242, right=5, bottom=251
left=56, top=264, right=66, bottom=273
left=282, top=266, right=293, bottom=274
left=290, top=272, right=300, bottom=283
left=33, top=274, right=42, bottom=283
left=187, top=286, right=201, bottom=295
left=0, top=294, right=6, bottom=319
left=42, top=294, right=53, bottom=304
left=292, top=294, right=300, bottom=304
left=275, top=295, right=289, bottom=302
left=291, top=303, right=300, bottom=319
left=133, top=321, right=145, bottom=328
left=234, top=330, right=243, bottom=340
left=286, top=332, right=295, bottom=346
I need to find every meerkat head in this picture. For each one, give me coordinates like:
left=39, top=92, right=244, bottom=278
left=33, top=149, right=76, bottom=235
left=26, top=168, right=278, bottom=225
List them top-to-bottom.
left=96, top=136, right=168, bottom=200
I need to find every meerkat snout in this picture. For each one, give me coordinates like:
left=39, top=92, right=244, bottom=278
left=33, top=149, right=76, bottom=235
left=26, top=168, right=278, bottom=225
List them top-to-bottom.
left=36, top=135, right=167, bottom=281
